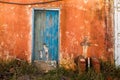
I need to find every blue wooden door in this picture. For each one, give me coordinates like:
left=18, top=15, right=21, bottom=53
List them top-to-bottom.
left=33, top=10, right=59, bottom=62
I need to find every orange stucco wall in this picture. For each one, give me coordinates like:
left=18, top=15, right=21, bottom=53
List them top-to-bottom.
left=0, top=0, right=113, bottom=68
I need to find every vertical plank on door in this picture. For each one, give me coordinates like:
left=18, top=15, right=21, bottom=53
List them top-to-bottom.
left=34, top=10, right=46, bottom=60
left=44, top=10, right=59, bottom=61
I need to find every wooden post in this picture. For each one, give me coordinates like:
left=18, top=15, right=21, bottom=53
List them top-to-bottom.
left=78, top=57, right=86, bottom=74
left=91, top=57, right=100, bottom=73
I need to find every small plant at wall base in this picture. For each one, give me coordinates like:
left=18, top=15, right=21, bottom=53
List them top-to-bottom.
left=0, top=58, right=120, bottom=80
left=36, top=58, right=120, bottom=80
left=0, top=59, right=38, bottom=80
left=100, top=61, right=120, bottom=80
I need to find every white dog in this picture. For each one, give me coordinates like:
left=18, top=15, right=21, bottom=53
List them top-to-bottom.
left=43, top=43, right=49, bottom=61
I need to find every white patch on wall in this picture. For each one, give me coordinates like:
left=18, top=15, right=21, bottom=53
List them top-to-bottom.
left=84, top=0, right=88, bottom=4
left=28, top=5, right=31, bottom=8
left=77, top=6, right=84, bottom=10
left=10, top=7, right=15, bottom=10
left=25, top=8, right=30, bottom=15
left=75, top=16, right=78, bottom=18
left=84, top=20, right=89, bottom=24
left=2, top=24, right=8, bottom=27
left=79, top=26, right=84, bottom=30
left=16, top=34, right=19, bottom=37
left=1, top=42, right=4, bottom=46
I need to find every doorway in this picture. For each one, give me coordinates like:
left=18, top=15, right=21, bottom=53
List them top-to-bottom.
left=32, top=9, right=59, bottom=65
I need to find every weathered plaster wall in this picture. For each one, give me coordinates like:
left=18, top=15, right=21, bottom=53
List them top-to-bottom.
left=0, top=0, right=113, bottom=68
left=0, top=0, right=63, bottom=61
left=60, top=0, right=113, bottom=69
left=0, top=3, right=31, bottom=61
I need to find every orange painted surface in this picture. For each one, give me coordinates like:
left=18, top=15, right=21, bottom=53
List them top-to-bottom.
left=0, top=0, right=113, bottom=68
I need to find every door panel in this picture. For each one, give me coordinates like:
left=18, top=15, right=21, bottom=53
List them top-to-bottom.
left=33, top=10, right=59, bottom=62
left=44, top=11, right=59, bottom=61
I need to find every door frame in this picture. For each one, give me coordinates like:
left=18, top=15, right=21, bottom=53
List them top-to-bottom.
left=114, top=0, right=120, bottom=66
left=31, top=8, right=60, bottom=63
